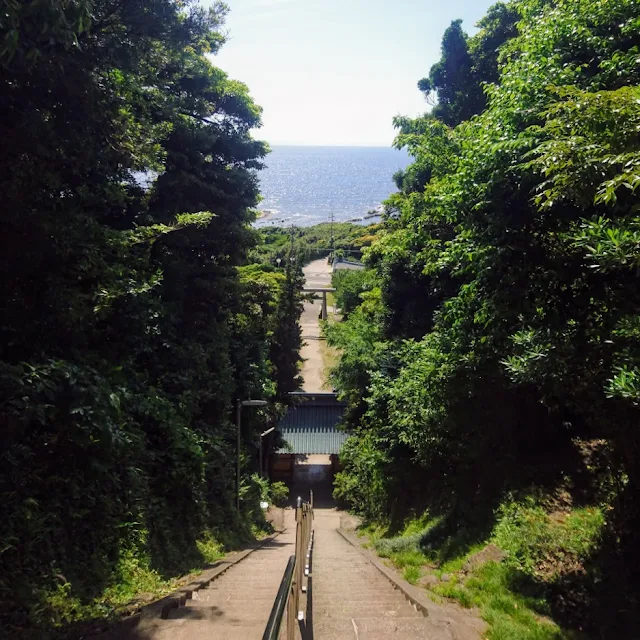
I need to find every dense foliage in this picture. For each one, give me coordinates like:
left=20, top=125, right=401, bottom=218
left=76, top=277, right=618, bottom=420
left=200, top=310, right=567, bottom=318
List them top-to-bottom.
left=329, top=0, right=640, bottom=635
left=0, top=1, right=301, bottom=634
left=252, top=222, right=380, bottom=265
left=331, top=268, right=376, bottom=318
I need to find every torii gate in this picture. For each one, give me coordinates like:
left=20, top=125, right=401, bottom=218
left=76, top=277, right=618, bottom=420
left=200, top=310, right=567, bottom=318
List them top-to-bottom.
left=303, top=287, right=336, bottom=320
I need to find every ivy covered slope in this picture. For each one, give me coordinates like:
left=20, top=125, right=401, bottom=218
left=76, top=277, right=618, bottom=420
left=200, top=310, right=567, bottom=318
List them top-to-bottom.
left=329, top=0, right=640, bottom=637
left=0, top=1, right=302, bottom=635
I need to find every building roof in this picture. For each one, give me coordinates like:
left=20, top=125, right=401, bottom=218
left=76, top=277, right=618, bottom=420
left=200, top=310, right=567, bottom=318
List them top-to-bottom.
left=332, top=260, right=365, bottom=272
left=287, top=392, right=346, bottom=407
left=277, top=401, right=347, bottom=455
left=278, top=425, right=349, bottom=455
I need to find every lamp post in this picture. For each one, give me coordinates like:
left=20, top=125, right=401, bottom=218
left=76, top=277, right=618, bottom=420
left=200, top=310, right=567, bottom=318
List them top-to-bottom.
left=236, top=399, right=268, bottom=513
left=259, top=426, right=276, bottom=478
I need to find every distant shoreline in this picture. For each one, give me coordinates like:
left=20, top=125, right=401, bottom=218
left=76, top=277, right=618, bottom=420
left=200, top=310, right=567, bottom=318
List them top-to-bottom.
left=266, top=143, right=396, bottom=149
left=254, top=206, right=383, bottom=228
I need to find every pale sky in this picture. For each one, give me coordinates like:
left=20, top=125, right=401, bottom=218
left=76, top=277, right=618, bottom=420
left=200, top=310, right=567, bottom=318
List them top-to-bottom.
left=211, top=0, right=497, bottom=146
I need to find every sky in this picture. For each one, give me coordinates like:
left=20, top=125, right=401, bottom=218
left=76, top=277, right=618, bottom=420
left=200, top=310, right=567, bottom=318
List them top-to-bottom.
left=211, top=0, right=497, bottom=147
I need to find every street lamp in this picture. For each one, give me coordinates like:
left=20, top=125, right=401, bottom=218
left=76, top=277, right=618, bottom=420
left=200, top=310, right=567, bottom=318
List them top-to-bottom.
left=236, top=399, right=268, bottom=513
left=259, top=426, right=276, bottom=478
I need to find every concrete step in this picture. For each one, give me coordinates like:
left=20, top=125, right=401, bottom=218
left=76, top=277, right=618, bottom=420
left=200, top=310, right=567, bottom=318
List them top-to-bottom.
left=312, top=567, right=380, bottom=572
left=313, top=575, right=383, bottom=582
left=200, top=582, right=279, bottom=590
left=200, top=584, right=280, bottom=593
left=202, top=585, right=280, bottom=594
left=312, top=586, right=401, bottom=597
left=313, top=592, right=411, bottom=602
left=198, top=593, right=278, bottom=603
left=313, top=594, right=412, bottom=605
left=185, top=599, right=276, bottom=611
left=313, top=602, right=419, bottom=618
left=178, top=605, right=273, bottom=620
left=167, top=606, right=271, bottom=624
left=312, top=616, right=436, bottom=638
left=128, top=620, right=271, bottom=640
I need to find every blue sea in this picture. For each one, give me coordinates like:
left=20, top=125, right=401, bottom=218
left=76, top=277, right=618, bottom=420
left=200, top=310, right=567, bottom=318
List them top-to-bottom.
left=255, top=146, right=410, bottom=228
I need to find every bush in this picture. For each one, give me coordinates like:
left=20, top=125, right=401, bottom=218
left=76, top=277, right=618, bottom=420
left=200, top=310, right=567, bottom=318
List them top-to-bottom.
left=332, top=268, right=375, bottom=317
left=270, top=482, right=290, bottom=507
left=492, top=500, right=604, bottom=580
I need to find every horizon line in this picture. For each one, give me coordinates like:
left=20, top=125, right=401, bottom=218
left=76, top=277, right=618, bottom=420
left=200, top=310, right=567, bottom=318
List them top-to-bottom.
left=264, top=142, right=398, bottom=148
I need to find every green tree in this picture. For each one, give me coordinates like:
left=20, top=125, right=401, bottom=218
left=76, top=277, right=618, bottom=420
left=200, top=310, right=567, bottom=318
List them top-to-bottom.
left=333, top=0, right=640, bottom=633
left=0, top=1, right=300, bottom=633
left=417, top=4, right=520, bottom=127
left=418, top=20, right=481, bottom=126
left=270, top=259, right=305, bottom=399
left=331, top=269, right=368, bottom=317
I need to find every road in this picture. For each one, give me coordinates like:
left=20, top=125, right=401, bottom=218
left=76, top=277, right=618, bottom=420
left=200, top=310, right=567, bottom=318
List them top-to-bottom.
left=300, top=258, right=333, bottom=392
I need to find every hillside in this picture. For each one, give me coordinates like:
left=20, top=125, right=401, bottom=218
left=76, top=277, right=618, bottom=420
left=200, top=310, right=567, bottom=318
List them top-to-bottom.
left=326, top=1, right=640, bottom=637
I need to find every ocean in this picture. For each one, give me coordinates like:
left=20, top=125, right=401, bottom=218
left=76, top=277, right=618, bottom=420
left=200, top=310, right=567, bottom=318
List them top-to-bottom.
left=255, top=145, right=411, bottom=228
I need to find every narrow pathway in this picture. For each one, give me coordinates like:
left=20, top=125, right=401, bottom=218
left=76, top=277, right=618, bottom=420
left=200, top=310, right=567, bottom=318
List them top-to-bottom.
left=300, top=258, right=333, bottom=392
left=109, top=474, right=482, bottom=639
left=312, top=509, right=438, bottom=639
left=118, top=514, right=296, bottom=640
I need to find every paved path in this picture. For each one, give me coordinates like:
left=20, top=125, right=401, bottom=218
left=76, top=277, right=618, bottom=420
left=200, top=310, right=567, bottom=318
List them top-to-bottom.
left=300, top=258, right=333, bottom=393
left=293, top=460, right=482, bottom=639
left=106, top=485, right=482, bottom=640
left=312, top=509, right=440, bottom=639
left=116, top=514, right=297, bottom=640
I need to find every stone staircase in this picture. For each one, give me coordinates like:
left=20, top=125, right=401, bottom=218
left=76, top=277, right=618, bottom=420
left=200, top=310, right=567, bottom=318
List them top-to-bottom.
left=108, top=504, right=481, bottom=640
left=311, top=510, right=441, bottom=639
left=160, top=525, right=297, bottom=640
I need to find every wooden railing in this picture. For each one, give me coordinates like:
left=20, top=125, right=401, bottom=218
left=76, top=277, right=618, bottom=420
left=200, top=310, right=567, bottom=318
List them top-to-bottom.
left=262, top=491, right=314, bottom=640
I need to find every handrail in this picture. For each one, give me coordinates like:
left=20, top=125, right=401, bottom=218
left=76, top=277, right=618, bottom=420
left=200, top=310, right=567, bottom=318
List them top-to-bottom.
left=262, top=490, right=314, bottom=640
left=262, top=555, right=295, bottom=640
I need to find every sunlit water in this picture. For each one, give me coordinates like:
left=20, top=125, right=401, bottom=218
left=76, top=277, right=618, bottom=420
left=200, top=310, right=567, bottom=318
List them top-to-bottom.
left=255, top=145, right=410, bottom=228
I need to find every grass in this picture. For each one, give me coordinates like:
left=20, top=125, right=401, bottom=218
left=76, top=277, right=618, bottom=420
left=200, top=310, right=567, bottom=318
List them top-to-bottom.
left=318, top=335, right=340, bottom=391
left=359, top=498, right=604, bottom=640
left=492, top=502, right=604, bottom=580
left=29, top=528, right=242, bottom=637
left=196, top=532, right=225, bottom=564
left=436, top=543, right=486, bottom=576
left=40, top=551, right=182, bottom=630
left=433, top=563, right=567, bottom=639
left=403, top=565, right=422, bottom=584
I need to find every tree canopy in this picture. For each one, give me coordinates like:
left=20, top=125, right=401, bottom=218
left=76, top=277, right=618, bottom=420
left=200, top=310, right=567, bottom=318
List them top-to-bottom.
left=329, top=0, right=640, bottom=634
left=0, top=1, right=302, bottom=633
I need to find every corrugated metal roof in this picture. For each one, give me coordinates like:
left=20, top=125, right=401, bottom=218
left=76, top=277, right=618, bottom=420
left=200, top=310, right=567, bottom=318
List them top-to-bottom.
left=333, top=259, right=365, bottom=272
left=277, top=404, right=347, bottom=455
left=279, top=405, right=344, bottom=429
left=278, top=426, right=349, bottom=455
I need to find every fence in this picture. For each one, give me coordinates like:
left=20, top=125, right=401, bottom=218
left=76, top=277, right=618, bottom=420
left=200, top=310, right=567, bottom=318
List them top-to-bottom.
left=262, top=491, right=314, bottom=640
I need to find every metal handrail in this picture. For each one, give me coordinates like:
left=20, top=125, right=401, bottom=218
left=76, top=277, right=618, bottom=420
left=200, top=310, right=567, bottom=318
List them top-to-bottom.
left=262, top=490, right=314, bottom=640
left=262, top=555, right=295, bottom=640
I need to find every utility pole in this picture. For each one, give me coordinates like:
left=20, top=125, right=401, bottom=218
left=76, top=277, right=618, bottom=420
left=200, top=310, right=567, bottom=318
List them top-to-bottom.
left=329, top=211, right=334, bottom=263
left=290, top=224, right=295, bottom=262
left=236, top=399, right=268, bottom=513
left=259, top=426, right=275, bottom=478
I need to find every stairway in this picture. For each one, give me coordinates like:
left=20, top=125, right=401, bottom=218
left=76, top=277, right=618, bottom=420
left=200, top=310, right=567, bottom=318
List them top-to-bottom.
left=107, top=499, right=480, bottom=639
left=312, top=510, right=439, bottom=639
left=119, top=521, right=296, bottom=640
left=164, top=527, right=296, bottom=640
